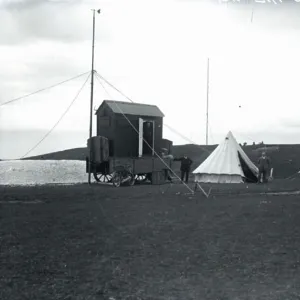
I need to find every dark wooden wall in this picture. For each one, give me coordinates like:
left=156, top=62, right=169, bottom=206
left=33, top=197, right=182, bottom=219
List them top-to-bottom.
left=96, top=104, right=164, bottom=158
left=96, top=107, right=115, bottom=156
left=112, top=115, right=163, bottom=157
left=113, top=115, right=139, bottom=157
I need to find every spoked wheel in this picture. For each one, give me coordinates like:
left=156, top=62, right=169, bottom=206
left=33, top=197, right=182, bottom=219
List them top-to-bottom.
left=93, top=172, right=112, bottom=183
left=134, top=174, right=147, bottom=184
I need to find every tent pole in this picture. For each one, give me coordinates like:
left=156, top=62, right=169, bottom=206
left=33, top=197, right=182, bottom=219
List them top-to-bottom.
left=206, top=57, right=210, bottom=146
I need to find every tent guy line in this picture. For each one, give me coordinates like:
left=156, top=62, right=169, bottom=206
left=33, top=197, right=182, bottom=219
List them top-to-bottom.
left=0, top=71, right=90, bottom=107
left=20, top=74, right=91, bottom=159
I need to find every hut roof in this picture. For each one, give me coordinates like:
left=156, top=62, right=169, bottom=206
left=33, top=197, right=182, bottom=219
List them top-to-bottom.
left=95, top=100, right=164, bottom=118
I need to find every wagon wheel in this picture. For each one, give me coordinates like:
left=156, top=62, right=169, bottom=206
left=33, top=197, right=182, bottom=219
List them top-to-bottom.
left=93, top=172, right=112, bottom=183
left=134, top=174, right=147, bottom=183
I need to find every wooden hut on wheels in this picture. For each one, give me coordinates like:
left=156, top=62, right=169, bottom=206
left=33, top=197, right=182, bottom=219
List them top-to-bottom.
left=87, top=100, right=173, bottom=185
left=94, top=100, right=172, bottom=157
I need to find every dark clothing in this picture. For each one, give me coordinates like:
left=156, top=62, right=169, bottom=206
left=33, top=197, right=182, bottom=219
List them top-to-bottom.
left=174, top=156, right=193, bottom=183
left=174, top=156, right=193, bottom=171
left=257, top=156, right=271, bottom=183
left=258, top=156, right=270, bottom=171
left=258, top=169, right=267, bottom=183
left=181, top=170, right=189, bottom=183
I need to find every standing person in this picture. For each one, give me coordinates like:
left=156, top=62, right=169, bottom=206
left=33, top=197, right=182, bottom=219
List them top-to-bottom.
left=161, top=148, right=173, bottom=183
left=257, top=151, right=271, bottom=183
left=174, top=155, right=193, bottom=183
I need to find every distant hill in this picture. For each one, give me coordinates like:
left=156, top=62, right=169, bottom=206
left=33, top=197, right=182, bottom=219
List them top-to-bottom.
left=23, top=144, right=300, bottom=178
left=23, top=145, right=214, bottom=162
left=23, top=147, right=88, bottom=161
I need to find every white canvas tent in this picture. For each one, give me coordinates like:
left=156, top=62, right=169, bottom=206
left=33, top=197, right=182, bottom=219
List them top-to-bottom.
left=193, top=131, right=259, bottom=184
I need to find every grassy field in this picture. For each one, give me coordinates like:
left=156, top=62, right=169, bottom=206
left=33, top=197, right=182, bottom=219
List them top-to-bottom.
left=23, top=143, right=300, bottom=179
left=1, top=181, right=300, bottom=299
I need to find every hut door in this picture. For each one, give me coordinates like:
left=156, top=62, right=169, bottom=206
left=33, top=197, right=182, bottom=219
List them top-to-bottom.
left=138, top=118, right=144, bottom=157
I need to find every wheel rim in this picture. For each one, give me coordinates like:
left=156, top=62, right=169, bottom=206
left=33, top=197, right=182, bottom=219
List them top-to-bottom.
left=93, top=173, right=112, bottom=183
left=135, top=174, right=147, bottom=183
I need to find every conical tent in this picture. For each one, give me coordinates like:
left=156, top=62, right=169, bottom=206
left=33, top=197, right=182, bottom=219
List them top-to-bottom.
left=193, top=131, right=259, bottom=184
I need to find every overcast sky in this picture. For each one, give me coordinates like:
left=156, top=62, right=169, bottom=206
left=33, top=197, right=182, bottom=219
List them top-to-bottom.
left=1, top=0, right=300, bottom=159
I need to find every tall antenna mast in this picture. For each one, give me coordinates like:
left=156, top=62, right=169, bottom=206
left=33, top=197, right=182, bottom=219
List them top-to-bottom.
left=88, top=8, right=101, bottom=185
left=206, top=57, right=210, bottom=145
